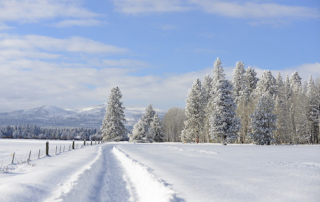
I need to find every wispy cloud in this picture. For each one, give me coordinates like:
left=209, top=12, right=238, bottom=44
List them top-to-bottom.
left=0, top=0, right=99, bottom=22
left=111, top=0, right=319, bottom=25
left=112, top=0, right=190, bottom=14
left=190, top=0, right=319, bottom=19
left=54, top=19, right=103, bottom=28
left=0, top=34, right=127, bottom=54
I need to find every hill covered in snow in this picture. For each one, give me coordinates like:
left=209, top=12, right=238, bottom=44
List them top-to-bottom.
left=0, top=104, right=165, bottom=129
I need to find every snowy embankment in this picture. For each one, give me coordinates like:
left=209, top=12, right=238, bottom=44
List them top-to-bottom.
left=113, top=146, right=180, bottom=202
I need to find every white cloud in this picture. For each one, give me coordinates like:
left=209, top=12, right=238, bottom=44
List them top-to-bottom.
left=0, top=0, right=98, bottom=23
left=111, top=0, right=319, bottom=24
left=112, top=0, right=190, bottom=14
left=190, top=1, right=319, bottom=19
left=54, top=19, right=103, bottom=28
left=0, top=22, right=13, bottom=30
left=0, top=34, right=127, bottom=54
left=0, top=55, right=318, bottom=112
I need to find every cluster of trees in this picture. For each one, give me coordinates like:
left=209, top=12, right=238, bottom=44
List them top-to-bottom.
left=179, top=57, right=320, bottom=145
left=100, top=86, right=165, bottom=142
left=129, top=104, right=164, bottom=142
left=0, top=125, right=101, bottom=140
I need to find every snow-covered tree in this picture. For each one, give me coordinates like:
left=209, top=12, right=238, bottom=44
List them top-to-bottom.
left=206, top=57, right=226, bottom=133
left=211, top=57, right=226, bottom=92
left=232, top=61, right=245, bottom=104
left=243, top=67, right=259, bottom=96
left=255, top=70, right=277, bottom=98
left=290, top=71, right=302, bottom=94
left=203, top=74, right=213, bottom=105
left=306, top=75, right=319, bottom=144
left=181, top=79, right=205, bottom=143
left=209, top=80, right=240, bottom=145
left=101, top=87, right=127, bottom=141
left=249, top=93, right=277, bottom=145
left=142, top=104, right=156, bottom=126
left=162, top=108, right=186, bottom=142
left=149, top=114, right=165, bottom=142
left=130, top=118, right=149, bottom=142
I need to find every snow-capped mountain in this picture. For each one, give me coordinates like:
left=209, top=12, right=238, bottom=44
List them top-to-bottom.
left=0, top=104, right=165, bottom=129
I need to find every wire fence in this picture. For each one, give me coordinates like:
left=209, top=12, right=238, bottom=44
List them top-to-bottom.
left=0, top=140, right=101, bottom=172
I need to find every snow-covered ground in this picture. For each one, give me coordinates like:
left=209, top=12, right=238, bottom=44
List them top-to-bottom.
left=0, top=140, right=319, bottom=202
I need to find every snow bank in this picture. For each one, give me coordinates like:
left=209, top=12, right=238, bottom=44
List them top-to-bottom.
left=46, top=146, right=103, bottom=202
left=113, top=146, right=178, bottom=202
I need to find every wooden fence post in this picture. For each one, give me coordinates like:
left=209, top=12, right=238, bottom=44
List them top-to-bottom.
left=84, top=139, right=86, bottom=146
left=72, top=140, right=75, bottom=150
left=91, top=140, right=92, bottom=145
left=46, top=141, right=49, bottom=156
left=55, top=146, right=57, bottom=154
left=38, top=149, right=40, bottom=159
left=27, top=150, right=31, bottom=164
left=11, top=152, right=15, bottom=164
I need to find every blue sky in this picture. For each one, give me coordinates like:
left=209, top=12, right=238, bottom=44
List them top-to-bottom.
left=0, top=0, right=319, bottom=112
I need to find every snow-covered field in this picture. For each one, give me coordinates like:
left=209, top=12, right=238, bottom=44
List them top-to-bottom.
left=0, top=140, right=319, bottom=202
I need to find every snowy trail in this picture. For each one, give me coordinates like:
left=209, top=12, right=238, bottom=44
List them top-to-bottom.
left=49, top=144, right=132, bottom=202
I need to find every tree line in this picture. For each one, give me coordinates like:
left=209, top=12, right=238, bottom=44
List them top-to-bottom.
left=163, top=58, right=319, bottom=145
left=0, top=125, right=101, bottom=140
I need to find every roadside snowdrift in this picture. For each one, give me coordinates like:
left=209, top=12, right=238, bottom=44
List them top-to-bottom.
left=113, top=146, right=180, bottom=202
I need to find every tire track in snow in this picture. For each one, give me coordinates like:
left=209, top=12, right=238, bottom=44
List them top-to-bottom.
left=46, top=144, right=133, bottom=202
left=113, top=146, right=184, bottom=202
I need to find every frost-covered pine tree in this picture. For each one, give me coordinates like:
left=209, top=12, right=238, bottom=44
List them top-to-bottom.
left=207, top=57, right=226, bottom=121
left=211, top=57, right=226, bottom=92
left=232, top=61, right=245, bottom=104
left=243, top=67, right=259, bottom=96
left=255, top=70, right=277, bottom=98
left=290, top=71, right=302, bottom=94
left=203, top=74, right=213, bottom=105
left=306, top=75, right=319, bottom=144
left=181, top=79, right=205, bottom=143
left=209, top=80, right=240, bottom=145
left=101, top=87, right=127, bottom=141
left=249, top=93, right=277, bottom=145
left=142, top=104, right=156, bottom=126
left=149, top=114, right=165, bottom=142
left=130, top=118, right=149, bottom=142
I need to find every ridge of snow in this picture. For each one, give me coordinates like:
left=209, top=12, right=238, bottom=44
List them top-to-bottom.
left=45, top=146, right=103, bottom=202
left=112, top=146, right=178, bottom=202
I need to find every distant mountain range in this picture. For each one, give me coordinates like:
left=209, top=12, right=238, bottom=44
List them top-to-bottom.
left=0, top=104, right=165, bottom=129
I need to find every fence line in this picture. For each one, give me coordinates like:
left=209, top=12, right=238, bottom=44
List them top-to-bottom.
left=0, top=140, right=101, bottom=172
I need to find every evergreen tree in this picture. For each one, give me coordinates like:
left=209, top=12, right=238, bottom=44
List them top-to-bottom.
left=232, top=61, right=245, bottom=104
left=243, top=67, right=258, bottom=96
left=255, top=70, right=277, bottom=98
left=290, top=71, right=302, bottom=94
left=202, top=74, right=213, bottom=105
left=306, top=75, right=319, bottom=144
left=181, top=79, right=205, bottom=143
left=209, top=80, right=240, bottom=145
left=101, top=87, right=127, bottom=141
left=249, top=93, right=277, bottom=145
left=142, top=104, right=156, bottom=126
left=149, top=114, right=165, bottom=142
left=130, top=118, right=149, bottom=142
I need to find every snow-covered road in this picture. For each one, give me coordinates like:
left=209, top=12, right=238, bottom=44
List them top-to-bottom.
left=1, top=141, right=319, bottom=202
